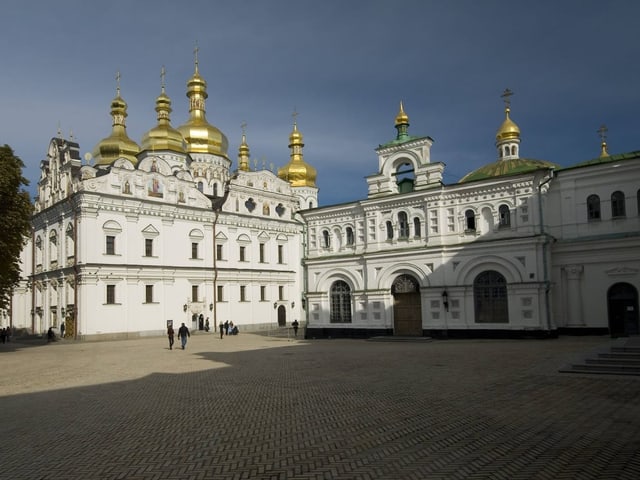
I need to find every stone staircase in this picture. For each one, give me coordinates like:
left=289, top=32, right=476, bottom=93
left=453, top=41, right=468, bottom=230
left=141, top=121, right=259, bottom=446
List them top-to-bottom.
left=560, top=336, right=640, bottom=376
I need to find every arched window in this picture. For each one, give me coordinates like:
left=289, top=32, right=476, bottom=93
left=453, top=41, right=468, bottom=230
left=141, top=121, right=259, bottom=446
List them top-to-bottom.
left=511, top=146, right=517, bottom=156
left=197, top=181, right=204, bottom=192
left=213, top=183, right=218, bottom=197
left=611, top=191, right=626, bottom=217
left=587, top=194, right=601, bottom=220
left=498, top=204, right=510, bottom=227
left=465, top=210, right=476, bottom=231
left=398, top=212, right=409, bottom=238
left=413, top=217, right=421, bottom=237
left=386, top=221, right=393, bottom=240
left=346, top=227, right=354, bottom=246
left=322, top=230, right=330, bottom=249
left=474, top=270, right=508, bottom=323
left=330, top=280, right=352, bottom=323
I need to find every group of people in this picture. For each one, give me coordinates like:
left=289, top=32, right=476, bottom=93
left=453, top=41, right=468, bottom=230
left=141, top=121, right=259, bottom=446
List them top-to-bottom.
left=219, top=320, right=238, bottom=339
left=166, top=322, right=190, bottom=350
left=1, top=327, right=12, bottom=344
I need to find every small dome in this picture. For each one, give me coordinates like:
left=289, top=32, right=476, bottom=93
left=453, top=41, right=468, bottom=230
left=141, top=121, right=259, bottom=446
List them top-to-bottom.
left=141, top=89, right=186, bottom=153
left=92, top=90, right=140, bottom=166
left=395, top=101, right=409, bottom=126
left=496, top=107, right=521, bottom=143
left=278, top=122, right=317, bottom=187
left=459, top=158, right=558, bottom=183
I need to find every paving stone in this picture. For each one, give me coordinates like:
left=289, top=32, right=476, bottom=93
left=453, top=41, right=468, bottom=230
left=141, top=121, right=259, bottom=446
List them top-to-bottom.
left=1, top=334, right=640, bottom=479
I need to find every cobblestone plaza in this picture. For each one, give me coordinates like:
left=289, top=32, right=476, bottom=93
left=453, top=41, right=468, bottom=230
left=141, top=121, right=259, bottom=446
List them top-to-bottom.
left=2, top=333, right=639, bottom=479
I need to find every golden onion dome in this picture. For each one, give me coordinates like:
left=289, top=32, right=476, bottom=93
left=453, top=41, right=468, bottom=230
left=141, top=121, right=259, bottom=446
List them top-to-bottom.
left=176, top=60, right=229, bottom=158
left=140, top=76, right=186, bottom=153
left=92, top=83, right=140, bottom=166
left=395, top=101, right=409, bottom=126
left=495, top=106, right=521, bottom=143
left=278, top=122, right=317, bottom=187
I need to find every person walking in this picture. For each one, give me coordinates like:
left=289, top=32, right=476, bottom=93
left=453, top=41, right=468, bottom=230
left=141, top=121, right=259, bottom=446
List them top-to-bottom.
left=292, top=319, right=299, bottom=337
left=60, top=321, right=65, bottom=339
left=219, top=321, right=224, bottom=339
left=177, top=322, right=190, bottom=350
left=167, top=324, right=175, bottom=350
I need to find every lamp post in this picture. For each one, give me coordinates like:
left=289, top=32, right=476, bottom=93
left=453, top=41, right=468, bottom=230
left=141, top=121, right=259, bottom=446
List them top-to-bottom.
left=442, top=290, right=449, bottom=339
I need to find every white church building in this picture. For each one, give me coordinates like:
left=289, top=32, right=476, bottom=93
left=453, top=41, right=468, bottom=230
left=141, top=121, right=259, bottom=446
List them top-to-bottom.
left=5, top=66, right=640, bottom=340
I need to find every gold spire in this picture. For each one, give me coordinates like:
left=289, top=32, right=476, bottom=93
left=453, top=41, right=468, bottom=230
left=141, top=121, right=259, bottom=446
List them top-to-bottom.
left=176, top=47, right=229, bottom=157
left=140, top=66, right=186, bottom=153
left=92, top=71, right=141, bottom=166
left=495, top=88, right=521, bottom=142
left=395, top=101, right=409, bottom=126
left=277, top=112, right=317, bottom=187
left=237, top=121, right=250, bottom=171
left=598, top=124, right=609, bottom=157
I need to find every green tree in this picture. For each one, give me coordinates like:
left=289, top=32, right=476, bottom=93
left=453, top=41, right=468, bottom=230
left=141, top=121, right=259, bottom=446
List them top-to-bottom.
left=0, top=145, right=33, bottom=310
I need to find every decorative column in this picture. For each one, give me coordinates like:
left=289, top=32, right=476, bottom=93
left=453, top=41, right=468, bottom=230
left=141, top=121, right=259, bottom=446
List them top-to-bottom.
left=564, top=265, right=584, bottom=327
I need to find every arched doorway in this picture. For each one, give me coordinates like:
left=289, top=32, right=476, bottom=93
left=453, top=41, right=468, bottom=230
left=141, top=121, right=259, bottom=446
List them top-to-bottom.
left=392, top=274, right=422, bottom=336
left=608, top=283, right=639, bottom=337
left=277, top=305, right=287, bottom=327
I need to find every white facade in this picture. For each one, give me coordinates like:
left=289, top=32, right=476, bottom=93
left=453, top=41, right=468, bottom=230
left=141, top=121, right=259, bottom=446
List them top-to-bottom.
left=6, top=91, right=639, bottom=340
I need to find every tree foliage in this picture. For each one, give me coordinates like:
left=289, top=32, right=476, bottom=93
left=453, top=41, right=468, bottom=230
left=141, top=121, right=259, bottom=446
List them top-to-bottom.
left=0, top=145, right=33, bottom=309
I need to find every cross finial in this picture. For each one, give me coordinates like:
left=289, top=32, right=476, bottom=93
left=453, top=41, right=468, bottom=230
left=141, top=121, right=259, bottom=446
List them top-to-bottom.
left=194, top=42, right=199, bottom=72
left=160, top=65, right=166, bottom=92
left=115, top=71, right=121, bottom=96
left=501, top=88, right=514, bottom=108
left=292, top=107, right=299, bottom=125
left=241, top=121, right=247, bottom=136
left=597, top=124, right=608, bottom=143
left=598, top=124, right=609, bottom=157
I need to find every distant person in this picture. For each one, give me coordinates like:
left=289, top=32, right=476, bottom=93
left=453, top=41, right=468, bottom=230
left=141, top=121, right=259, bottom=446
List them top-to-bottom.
left=205, top=318, right=210, bottom=332
left=224, top=320, right=229, bottom=336
left=292, top=320, right=299, bottom=337
left=60, top=321, right=65, bottom=339
left=177, top=322, right=190, bottom=349
left=219, top=322, right=224, bottom=339
left=167, top=324, right=175, bottom=350
left=5, top=326, right=11, bottom=342
left=47, top=327, right=55, bottom=342
left=1, top=328, right=6, bottom=344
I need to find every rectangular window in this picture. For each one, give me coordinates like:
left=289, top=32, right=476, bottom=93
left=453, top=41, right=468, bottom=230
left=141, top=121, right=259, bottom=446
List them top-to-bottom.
left=106, top=236, right=115, bottom=255
left=145, top=238, right=153, bottom=257
left=191, top=242, right=198, bottom=259
left=259, top=243, right=265, bottom=263
left=216, top=244, right=223, bottom=260
left=239, top=245, right=246, bottom=262
left=277, top=245, right=283, bottom=264
left=106, top=285, right=116, bottom=304
left=145, top=285, right=153, bottom=303
left=192, top=285, right=198, bottom=302
left=217, top=285, right=224, bottom=302
left=240, top=285, right=246, bottom=302
left=260, top=285, right=266, bottom=301
left=278, top=285, right=284, bottom=301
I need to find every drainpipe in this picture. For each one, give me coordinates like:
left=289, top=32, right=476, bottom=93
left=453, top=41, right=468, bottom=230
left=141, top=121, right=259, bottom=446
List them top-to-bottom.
left=537, top=170, right=555, bottom=334
left=211, top=177, right=234, bottom=333
left=73, top=203, right=79, bottom=340
left=293, top=213, right=309, bottom=336
left=30, top=227, right=36, bottom=334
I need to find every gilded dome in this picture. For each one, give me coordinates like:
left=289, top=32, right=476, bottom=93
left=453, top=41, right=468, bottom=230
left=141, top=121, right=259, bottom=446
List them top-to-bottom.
left=176, top=62, right=229, bottom=157
left=140, top=82, right=186, bottom=153
left=92, top=86, right=140, bottom=166
left=395, top=101, right=409, bottom=126
left=496, top=107, right=521, bottom=143
left=278, top=122, right=317, bottom=187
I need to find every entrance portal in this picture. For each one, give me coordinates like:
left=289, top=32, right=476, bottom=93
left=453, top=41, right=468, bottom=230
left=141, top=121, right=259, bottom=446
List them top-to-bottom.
left=392, top=274, right=422, bottom=336
left=608, top=282, right=639, bottom=337
left=277, top=305, right=287, bottom=327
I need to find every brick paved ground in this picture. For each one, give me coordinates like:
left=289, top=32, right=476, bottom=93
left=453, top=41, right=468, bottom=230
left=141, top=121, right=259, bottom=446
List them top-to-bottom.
left=1, top=332, right=640, bottom=479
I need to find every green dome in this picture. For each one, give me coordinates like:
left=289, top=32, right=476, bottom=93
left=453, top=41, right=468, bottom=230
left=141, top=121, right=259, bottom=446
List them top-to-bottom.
left=459, top=158, right=559, bottom=183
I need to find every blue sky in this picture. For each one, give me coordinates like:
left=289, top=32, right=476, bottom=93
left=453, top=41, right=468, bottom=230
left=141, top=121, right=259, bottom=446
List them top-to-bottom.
left=2, top=0, right=639, bottom=206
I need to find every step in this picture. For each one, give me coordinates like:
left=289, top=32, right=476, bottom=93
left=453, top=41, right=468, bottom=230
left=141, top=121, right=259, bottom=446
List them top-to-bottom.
left=586, top=358, right=640, bottom=366
left=568, top=363, right=640, bottom=374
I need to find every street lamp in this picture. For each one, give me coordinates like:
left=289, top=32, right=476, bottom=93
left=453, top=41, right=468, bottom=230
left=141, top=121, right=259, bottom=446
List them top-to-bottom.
left=442, top=290, right=449, bottom=312
left=209, top=303, right=213, bottom=311
left=183, top=304, right=187, bottom=312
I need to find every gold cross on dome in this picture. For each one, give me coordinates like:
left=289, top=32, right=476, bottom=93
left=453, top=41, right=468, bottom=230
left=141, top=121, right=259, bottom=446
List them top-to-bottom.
left=160, top=65, right=166, bottom=91
left=115, top=71, right=121, bottom=95
left=292, top=107, right=299, bottom=125
left=241, top=121, right=247, bottom=136
left=597, top=124, right=608, bottom=142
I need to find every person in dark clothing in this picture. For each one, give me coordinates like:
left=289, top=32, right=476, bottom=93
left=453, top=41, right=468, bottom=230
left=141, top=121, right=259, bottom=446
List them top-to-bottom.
left=292, top=319, right=299, bottom=337
left=224, top=320, right=229, bottom=336
left=219, top=322, right=224, bottom=339
left=177, top=323, right=190, bottom=349
left=167, top=324, right=175, bottom=350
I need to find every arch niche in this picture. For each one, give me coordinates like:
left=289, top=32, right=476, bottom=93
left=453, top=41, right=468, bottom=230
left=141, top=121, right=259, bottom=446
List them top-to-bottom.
left=392, top=274, right=422, bottom=336
left=608, top=283, right=639, bottom=337
left=277, top=305, right=287, bottom=327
